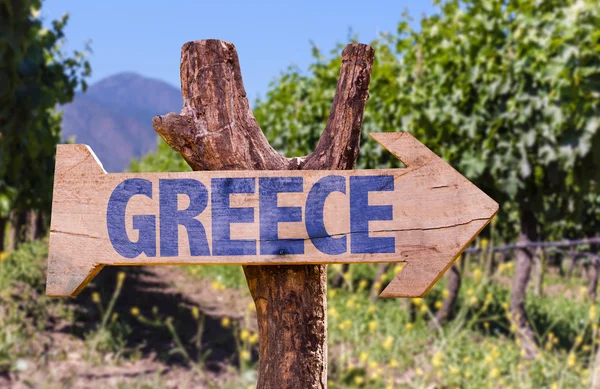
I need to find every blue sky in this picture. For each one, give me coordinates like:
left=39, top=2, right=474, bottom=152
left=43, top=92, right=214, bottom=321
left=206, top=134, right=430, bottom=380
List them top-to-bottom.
left=42, top=1, right=436, bottom=100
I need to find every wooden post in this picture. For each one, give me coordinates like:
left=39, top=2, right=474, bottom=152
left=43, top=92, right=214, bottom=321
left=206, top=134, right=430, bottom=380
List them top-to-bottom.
left=152, top=39, right=374, bottom=389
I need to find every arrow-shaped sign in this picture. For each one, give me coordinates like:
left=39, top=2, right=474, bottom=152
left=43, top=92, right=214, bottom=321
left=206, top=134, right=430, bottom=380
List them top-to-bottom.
left=46, top=132, right=498, bottom=298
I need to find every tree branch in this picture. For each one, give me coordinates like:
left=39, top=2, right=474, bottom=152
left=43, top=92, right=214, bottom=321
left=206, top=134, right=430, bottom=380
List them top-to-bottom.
left=152, top=39, right=374, bottom=389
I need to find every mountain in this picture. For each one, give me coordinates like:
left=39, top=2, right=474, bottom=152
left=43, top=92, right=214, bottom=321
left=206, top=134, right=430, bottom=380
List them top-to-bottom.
left=60, top=72, right=182, bottom=172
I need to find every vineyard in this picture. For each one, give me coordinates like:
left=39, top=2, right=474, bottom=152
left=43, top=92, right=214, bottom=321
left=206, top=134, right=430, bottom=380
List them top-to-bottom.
left=1, top=0, right=599, bottom=388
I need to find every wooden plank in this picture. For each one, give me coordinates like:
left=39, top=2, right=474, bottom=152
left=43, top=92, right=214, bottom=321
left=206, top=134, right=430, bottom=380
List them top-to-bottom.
left=46, top=132, right=498, bottom=297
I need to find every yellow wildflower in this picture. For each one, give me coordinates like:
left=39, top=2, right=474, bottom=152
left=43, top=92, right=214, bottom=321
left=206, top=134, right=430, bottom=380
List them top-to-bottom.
left=480, top=238, right=489, bottom=249
left=393, top=264, right=403, bottom=274
left=473, top=269, right=483, bottom=282
left=117, top=271, right=126, bottom=283
left=380, top=274, right=388, bottom=282
left=358, top=279, right=368, bottom=290
left=328, top=289, right=337, bottom=298
left=442, top=289, right=449, bottom=298
left=91, top=292, right=101, bottom=304
left=412, top=298, right=423, bottom=306
left=434, top=300, right=443, bottom=309
left=248, top=301, right=256, bottom=312
left=420, top=304, right=428, bottom=313
left=367, top=305, right=376, bottom=314
left=130, top=306, right=140, bottom=317
left=191, top=306, right=200, bottom=320
left=329, top=307, right=339, bottom=319
left=221, top=317, right=231, bottom=328
left=339, top=319, right=351, bottom=330
left=405, top=322, right=413, bottom=330
left=240, top=329, right=250, bottom=341
left=249, top=333, right=259, bottom=345
left=383, top=336, right=394, bottom=350
left=240, top=350, right=251, bottom=361
left=431, top=351, right=443, bottom=367
left=359, top=352, right=369, bottom=363
left=567, top=353, right=576, bottom=367
left=389, top=359, right=398, bottom=368
left=450, top=365, right=459, bottom=375
left=415, top=367, right=423, bottom=376
left=489, top=368, right=500, bottom=378
left=354, top=376, right=364, bottom=385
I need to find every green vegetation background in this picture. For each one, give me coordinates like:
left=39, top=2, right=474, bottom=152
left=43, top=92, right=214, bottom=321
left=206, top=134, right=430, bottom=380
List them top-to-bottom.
left=2, top=0, right=600, bottom=388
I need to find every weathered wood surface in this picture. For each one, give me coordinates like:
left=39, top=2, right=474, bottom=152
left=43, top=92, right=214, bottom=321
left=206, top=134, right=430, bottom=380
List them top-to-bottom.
left=47, top=39, right=497, bottom=389
left=47, top=132, right=497, bottom=297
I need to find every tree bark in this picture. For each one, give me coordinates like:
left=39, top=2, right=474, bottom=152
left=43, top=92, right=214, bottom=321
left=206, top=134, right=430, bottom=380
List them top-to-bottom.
left=152, top=39, right=374, bottom=389
left=510, top=208, right=538, bottom=359
left=7, top=210, right=26, bottom=252
left=25, top=210, right=45, bottom=241
left=0, top=216, right=6, bottom=253
left=566, top=247, right=577, bottom=280
left=533, top=248, right=545, bottom=297
left=588, top=256, right=599, bottom=302
left=370, top=263, right=390, bottom=300
left=330, top=264, right=349, bottom=288
left=434, top=264, right=461, bottom=325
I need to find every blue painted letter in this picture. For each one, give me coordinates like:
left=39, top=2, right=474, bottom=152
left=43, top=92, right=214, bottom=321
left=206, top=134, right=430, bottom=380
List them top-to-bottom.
left=305, top=175, right=347, bottom=255
left=350, top=175, right=395, bottom=253
left=259, top=177, right=304, bottom=255
left=107, top=178, right=156, bottom=258
left=212, top=178, right=256, bottom=255
left=159, top=179, right=210, bottom=257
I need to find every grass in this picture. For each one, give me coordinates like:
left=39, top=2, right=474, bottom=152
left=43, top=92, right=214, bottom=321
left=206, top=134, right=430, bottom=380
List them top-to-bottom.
left=0, top=241, right=597, bottom=388
left=185, top=260, right=595, bottom=388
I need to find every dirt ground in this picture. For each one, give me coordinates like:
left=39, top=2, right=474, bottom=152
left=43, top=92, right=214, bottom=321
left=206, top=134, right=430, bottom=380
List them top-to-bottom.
left=1, top=266, right=255, bottom=389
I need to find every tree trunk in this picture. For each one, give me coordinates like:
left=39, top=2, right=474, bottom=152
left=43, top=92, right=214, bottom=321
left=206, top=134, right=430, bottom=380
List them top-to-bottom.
left=152, top=39, right=374, bottom=389
left=510, top=208, right=538, bottom=359
left=7, top=210, right=26, bottom=252
left=26, top=210, right=45, bottom=241
left=0, top=216, right=6, bottom=253
left=566, top=247, right=577, bottom=280
left=533, top=248, right=545, bottom=297
left=461, top=251, right=471, bottom=273
left=485, top=251, right=496, bottom=277
left=588, top=256, right=599, bottom=302
left=370, top=263, right=390, bottom=300
left=330, top=264, right=349, bottom=288
left=434, top=264, right=461, bottom=325
left=592, top=342, right=600, bottom=389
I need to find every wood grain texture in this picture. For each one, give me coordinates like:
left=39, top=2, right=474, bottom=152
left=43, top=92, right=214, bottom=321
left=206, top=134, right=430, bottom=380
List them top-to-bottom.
left=46, top=39, right=497, bottom=389
left=149, top=40, right=372, bottom=389
left=47, top=132, right=498, bottom=297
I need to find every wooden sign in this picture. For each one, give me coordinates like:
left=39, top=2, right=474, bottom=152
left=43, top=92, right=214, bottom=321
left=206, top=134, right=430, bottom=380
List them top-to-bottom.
left=46, top=132, right=498, bottom=298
